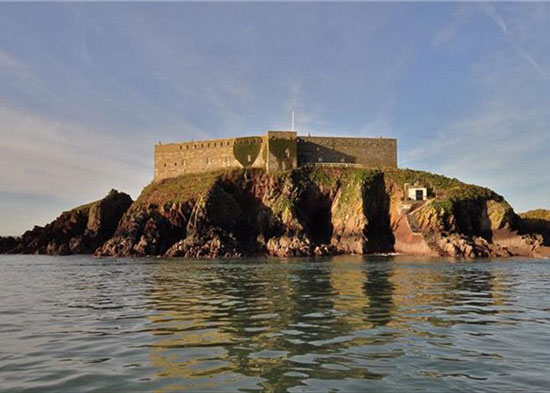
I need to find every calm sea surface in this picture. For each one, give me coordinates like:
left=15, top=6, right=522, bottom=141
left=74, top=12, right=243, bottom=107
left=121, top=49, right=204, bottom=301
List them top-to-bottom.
left=1, top=255, right=550, bottom=392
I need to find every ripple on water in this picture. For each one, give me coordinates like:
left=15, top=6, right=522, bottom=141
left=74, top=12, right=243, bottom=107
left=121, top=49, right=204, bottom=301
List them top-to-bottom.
left=1, top=255, right=550, bottom=392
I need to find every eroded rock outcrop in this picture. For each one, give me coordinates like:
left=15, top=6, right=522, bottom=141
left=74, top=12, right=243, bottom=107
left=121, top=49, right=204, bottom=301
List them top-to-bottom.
left=3, top=167, right=548, bottom=259
left=386, top=170, right=543, bottom=258
left=2, top=189, right=132, bottom=255
left=520, top=209, right=550, bottom=246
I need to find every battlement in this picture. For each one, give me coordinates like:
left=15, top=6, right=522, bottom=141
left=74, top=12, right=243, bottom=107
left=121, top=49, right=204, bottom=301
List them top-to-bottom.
left=154, top=131, right=397, bottom=182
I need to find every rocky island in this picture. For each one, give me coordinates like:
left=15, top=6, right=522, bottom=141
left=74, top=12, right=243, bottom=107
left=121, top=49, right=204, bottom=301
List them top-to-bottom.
left=1, top=166, right=549, bottom=259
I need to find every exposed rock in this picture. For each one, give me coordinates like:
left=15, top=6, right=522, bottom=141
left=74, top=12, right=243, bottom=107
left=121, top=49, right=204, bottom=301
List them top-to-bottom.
left=4, top=167, right=549, bottom=259
left=163, top=184, right=244, bottom=258
left=2, top=189, right=132, bottom=255
left=95, top=202, right=191, bottom=257
left=519, top=209, right=550, bottom=246
left=0, top=236, right=18, bottom=254
left=534, top=246, right=550, bottom=259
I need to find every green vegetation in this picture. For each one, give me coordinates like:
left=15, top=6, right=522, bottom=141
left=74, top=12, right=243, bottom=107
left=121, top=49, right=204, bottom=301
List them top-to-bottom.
left=233, top=137, right=263, bottom=168
left=268, top=137, right=297, bottom=170
left=134, top=166, right=515, bottom=232
left=293, top=166, right=381, bottom=221
left=306, top=167, right=338, bottom=188
left=383, top=167, right=462, bottom=189
left=384, top=167, right=506, bottom=220
left=384, top=167, right=499, bottom=199
left=137, top=169, right=232, bottom=206
left=334, top=169, right=376, bottom=220
left=339, top=169, right=378, bottom=206
left=271, top=193, right=294, bottom=217
left=519, top=209, right=550, bottom=241
left=520, top=209, right=550, bottom=221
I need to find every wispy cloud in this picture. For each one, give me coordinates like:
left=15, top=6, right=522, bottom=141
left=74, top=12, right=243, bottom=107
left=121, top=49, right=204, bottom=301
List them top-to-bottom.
left=1, top=2, right=549, bottom=233
left=481, top=4, right=548, bottom=80
left=431, top=5, right=473, bottom=48
left=0, top=49, right=50, bottom=98
left=0, top=50, right=26, bottom=75
left=404, top=102, right=550, bottom=212
left=0, top=105, right=152, bottom=235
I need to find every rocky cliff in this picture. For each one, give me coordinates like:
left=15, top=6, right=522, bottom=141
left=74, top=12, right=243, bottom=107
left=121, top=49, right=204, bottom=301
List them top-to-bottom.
left=2, top=167, right=548, bottom=258
left=1, top=189, right=132, bottom=255
left=520, top=210, right=550, bottom=244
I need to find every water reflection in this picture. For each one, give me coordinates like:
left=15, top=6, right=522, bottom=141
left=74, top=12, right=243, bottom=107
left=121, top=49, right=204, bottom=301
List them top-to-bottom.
left=5, top=256, right=550, bottom=393
left=145, top=257, right=516, bottom=392
left=363, top=261, right=394, bottom=327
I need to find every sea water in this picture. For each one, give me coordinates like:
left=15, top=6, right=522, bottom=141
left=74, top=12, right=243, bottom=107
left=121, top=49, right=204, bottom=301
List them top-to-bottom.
left=1, top=255, right=550, bottom=392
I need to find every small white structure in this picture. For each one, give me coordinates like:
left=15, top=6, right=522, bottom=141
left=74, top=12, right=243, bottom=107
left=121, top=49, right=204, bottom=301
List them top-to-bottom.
left=404, top=183, right=428, bottom=201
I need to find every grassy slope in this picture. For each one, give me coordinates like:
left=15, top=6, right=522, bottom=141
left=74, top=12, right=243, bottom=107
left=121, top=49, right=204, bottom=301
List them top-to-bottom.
left=132, top=166, right=511, bottom=216
left=383, top=167, right=510, bottom=221
left=136, top=170, right=230, bottom=206
left=520, top=209, right=550, bottom=221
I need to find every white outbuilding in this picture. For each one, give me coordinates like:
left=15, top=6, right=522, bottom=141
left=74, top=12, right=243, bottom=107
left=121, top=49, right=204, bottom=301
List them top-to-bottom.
left=404, top=183, right=429, bottom=201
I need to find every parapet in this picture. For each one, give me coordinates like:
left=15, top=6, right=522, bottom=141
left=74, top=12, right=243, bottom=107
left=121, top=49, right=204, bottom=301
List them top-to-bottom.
left=154, top=131, right=397, bottom=181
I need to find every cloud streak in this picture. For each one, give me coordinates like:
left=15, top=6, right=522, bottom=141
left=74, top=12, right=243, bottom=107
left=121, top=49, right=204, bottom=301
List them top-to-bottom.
left=1, top=2, right=549, bottom=234
left=481, top=4, right=548, bottom=80
left=0, top=105, right=152, bottom=235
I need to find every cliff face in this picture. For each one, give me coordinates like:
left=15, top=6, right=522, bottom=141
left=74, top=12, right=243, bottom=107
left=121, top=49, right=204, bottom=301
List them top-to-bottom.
left=95, top=167, right=543, bottom=258
left=2, top=168, right=547, bottom=258
left=94, top=168, right=395, bottom=258
left=2, top=190, right=132, bottom=255
left=520, top=210, right=550, bottom=245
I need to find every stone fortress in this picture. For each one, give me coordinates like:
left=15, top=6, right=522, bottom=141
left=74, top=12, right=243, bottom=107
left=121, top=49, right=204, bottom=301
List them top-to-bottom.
left=154, top=131, right=397, bottom=182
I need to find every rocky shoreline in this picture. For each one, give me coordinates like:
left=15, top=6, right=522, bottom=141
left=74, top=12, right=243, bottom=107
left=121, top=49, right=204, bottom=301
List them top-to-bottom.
left=2, top=167, right=549, bottom=259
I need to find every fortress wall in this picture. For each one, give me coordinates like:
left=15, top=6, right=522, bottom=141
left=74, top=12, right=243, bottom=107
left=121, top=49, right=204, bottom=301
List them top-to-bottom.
left=266, top=131, right=298, bottom=172
left=154, top=132, right=398, bottom=181
left=154, top=136, right=267, bottom=182
left=297, top=136, right=397, bottom=168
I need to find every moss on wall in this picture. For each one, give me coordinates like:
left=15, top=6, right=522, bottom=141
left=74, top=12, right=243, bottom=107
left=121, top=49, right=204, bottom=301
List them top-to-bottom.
left=233, top=137, right=263, bottom=168
left=269, top=137, right=297, bottom=170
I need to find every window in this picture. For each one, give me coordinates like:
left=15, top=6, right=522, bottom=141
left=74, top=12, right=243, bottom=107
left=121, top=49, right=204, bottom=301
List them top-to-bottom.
left=214, top=142, right=217, bottom=147
left=207, top=143, right=210, bottom=148
left=193, top=144, right=196, bottom=149
left=186, top=145, right=189, bottom=150
left=179, top=146, right=182, bottom=150
left=284, top=149, right=290, bottom=159
left=247, top=154, right=252, bottom=162
left=206, top=157, right=211, bottom=165
left=318, top=157, right=323, bottom=162
left=174, top=162, right=177, bottom=166
left=164, top=163, right=167, bottom=167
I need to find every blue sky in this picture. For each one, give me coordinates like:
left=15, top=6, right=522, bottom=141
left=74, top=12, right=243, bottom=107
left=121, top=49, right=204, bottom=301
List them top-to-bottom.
left=1, top=3, right=549, bottom=235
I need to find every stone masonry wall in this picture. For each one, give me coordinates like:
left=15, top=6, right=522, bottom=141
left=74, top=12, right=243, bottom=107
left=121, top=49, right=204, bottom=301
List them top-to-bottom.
left=266, top=131, right=298, bottom=172
left=154, top=132, right=398, bottom=181
left=154, top=136, right=267, bottom=182
left=297, top=136, right=397, bottom=168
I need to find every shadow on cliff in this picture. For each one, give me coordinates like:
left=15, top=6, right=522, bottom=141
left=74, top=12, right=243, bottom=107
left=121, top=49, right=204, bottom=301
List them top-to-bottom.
left=217, top=170, right=285, bottom=254
left=290, top=170, right=334, bottom=245
left=363, top=173, right=395, bottom=254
